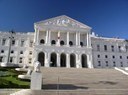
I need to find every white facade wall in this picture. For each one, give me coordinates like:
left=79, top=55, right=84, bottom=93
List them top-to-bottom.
left=0, top=32, right=34, bottom=65
left=91, top=36, right=128, bottom=68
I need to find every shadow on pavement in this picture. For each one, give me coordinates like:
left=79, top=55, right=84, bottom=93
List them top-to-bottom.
left=42, top=84, right=89, bottom=90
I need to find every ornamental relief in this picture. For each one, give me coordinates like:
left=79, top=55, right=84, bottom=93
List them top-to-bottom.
left=43, top=18, right=87, bottom=29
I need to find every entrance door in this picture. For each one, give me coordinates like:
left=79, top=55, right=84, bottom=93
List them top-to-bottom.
left=38, top=52, right=45, bottom=66
left=50, top=52, right=57, bottom=67
left=60, top=53, right=66, bottom=67
left=70, top=53, right=76, bottom=67
left=81, top=54, right=87, bottom=68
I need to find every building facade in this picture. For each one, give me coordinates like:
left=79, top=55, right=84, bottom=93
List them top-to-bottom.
left=0, top=15, right=128, bottom=68
left=0, top=32, right=34, bottom=65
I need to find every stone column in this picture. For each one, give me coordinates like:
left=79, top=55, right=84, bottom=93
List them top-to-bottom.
left=34, top=28, right=37, bottom=45
left=35, top=29, right=39, bottom=45
left=45, top=30, right=49, bottom=45
left=48, top=30, right=51, bottom=45
left=57, top=31, right=60, bottom=46
left=67, top=32, right=69, bottom=46
left=76, top=32, right=78, bottom=46
left=78, top=33, right=80, bottom=46
left=87, top=33, right=89, bottom=47
left=87, top=33, right=91, bottom=47
left=88, top=33, right=91, bottom=47
left=44, top=52, right=50, bottom=67
left=57, top=53, right=60, bottom=67
left=66, top=53, right=70, bottom=68
left=76, top=54, right=81, bottom=68
left=79, top=54, right=82, bottom=68
left=87, top=54, right=93, bottom=68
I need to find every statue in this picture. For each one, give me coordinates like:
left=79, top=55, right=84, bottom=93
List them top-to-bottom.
left=34, top=61, right=41, bottom=72
left=15, top=64, right=28, bottom=72
left=18, top=68, right=32, bottom=80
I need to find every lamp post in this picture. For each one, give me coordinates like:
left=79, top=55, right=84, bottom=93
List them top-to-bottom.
left=7, top=30, right=15, bottom=64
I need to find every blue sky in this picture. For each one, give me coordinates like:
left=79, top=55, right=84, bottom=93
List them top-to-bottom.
left=0, top=0, right=128, bottom=39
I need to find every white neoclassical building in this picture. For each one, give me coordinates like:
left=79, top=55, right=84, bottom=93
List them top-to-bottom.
left=0, top=15, right=128, bottom=68
left=33, top=15, right=93, bottom=68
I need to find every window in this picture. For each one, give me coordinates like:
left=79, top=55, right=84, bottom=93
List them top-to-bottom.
left=2, top=38, right=6, bottom=45
left=40, top=39, right=45, bottom=44
left=12, top=40, right=15, bottom=46
left=21, top=40, right=24, bottom=47
left=29, top=40, right=33, bottom=47
left=51, top=40, right=56, bottom=45
left=60, top=40, right=64, bottom=46
left=69, top=41, right=73, bottom=46
left=80, top=42, right=83, bottom=47
left=97, top=45, right=100, bottom=51
left=104, top=45, right=107, bottom=51
left=111, top=45, right=114, bottom=52
left=118, top=46, right=121, bottom=52
left=126, top=46, right=128, bottom=52
left=1, top=50, right=4, bottom=53
left=11, top=50, right=14, bottom=54
left=20, top=51, right=23, bottom=54
left=29, top=51, right=32, bottom=55
left=97, top=55, right=100, bottom=58
left=105, top=55, right=108, bottom=58
left=112, top=55, right=115, bottom=59
left=0, top=56, right=3, bottom=62
left=120, top=56, right=122, bottom=59
left=10, top=57, right=13, bottom=63
left=19, top=57, right=23, bottom=63
left=29, top=58, right=32, bottom=64
left=98, top=61, right=101, bottom=66
left=106, top=61, right=108, bottom=66
left=113, top=61, right=116, bottom=67
left=120, top=62, right=123, bottom=67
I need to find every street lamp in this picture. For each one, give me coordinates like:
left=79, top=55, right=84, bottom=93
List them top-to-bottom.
left=7, top=30, right=15, bottom=64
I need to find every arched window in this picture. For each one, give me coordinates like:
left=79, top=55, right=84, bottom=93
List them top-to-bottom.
left=40, top=39, right=45, bottom=44
left=51, top=40, right=56, bottom=45
left=60, top=40, right=64, bottom=46
left=69, top=41, right=73, bottom=46
left=80, top=42, right=83, bottom=47
left=11, top=50, right=14, bottom=53
left=20, top=51, right=23, bottom=54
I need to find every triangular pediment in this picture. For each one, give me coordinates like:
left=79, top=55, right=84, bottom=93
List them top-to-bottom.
left=35, top=15, right=91, bottom=29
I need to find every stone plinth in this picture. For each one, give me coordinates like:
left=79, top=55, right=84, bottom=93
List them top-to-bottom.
left=30, top=72, right=42, bottom=90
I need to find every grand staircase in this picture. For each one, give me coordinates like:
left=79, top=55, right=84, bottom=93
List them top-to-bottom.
left=9, top=67, right=128, bottom=95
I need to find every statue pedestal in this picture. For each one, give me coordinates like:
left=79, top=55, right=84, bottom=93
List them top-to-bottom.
left=30, top=72, right=42, bottom=90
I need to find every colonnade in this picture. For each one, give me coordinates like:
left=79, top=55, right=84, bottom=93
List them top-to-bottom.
left=34, top=28, right=91, bottom=47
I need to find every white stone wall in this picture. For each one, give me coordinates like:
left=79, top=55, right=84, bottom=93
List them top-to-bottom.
left=0, top=32, right=34, bottom=65
left=91, top=36, right=128, bottom=68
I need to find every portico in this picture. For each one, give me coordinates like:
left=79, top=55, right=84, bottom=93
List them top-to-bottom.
left=33, top=15, right=93, bottom=68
